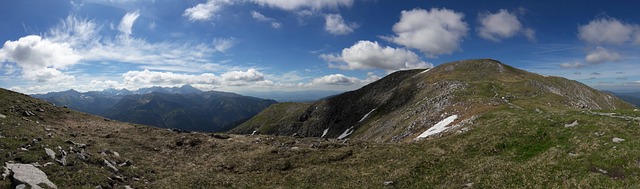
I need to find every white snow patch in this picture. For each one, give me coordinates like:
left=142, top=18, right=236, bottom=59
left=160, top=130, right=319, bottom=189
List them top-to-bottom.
left=413, top=69, right=430, bottom=78
left=359, top=109, right=376, bottom=123
left=415, top=115, right=458, bottom=140
left=337, top=126, right=354, bottom=140
left=321, top=128, right=329, bottom=138
left=251, top=130, right=257, bottom=135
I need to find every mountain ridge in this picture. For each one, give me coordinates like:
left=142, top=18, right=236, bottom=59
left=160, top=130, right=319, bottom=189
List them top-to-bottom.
left=232, top=59, right=633, bottom=142
left=32, top=85, right=277, bottom=132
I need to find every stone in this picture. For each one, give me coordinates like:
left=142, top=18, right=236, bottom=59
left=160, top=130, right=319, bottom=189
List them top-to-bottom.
left=36, top=108, right=45, bottom=112
left=0, top=114, right=6, bottom=119
left=564, top=120, right=578, bottom=127
left=613, top=137, right=625, bottom=143
left=291, top=147, right=300, bottom=150
left=45, top=148, right=56, bottom=159
left=568, top=153, right=578, bottom=157
left=104, top=159, right=119, bottom=172
left=5, top=163, right=58, bottom=189
left=383, top=181, right=394, bottom=186
left=463, top=182, right=474, bottom=187
left=16, top=184, right=26, bottom=189
left=125, top=185, right=134, bottom=189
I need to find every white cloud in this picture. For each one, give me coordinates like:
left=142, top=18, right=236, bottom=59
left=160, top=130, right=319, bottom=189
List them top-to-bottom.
left=183, top=0, right=231, bottom=21
left=250, top=0, right=353, bottom=11
left=385, top=8, right=469, bottom=57
left=477, top=9, right=534, bottom=42
left=118, top=10, right=140, bottom=37
left=251, top=11, right=282, bottom=29
left=251, top=11, right=272, bottom=21
left=324, top=14, right=357, bottom=35
left=46, top=15, right=222, bottom=72
left=47, top=16, right=101, bottom=49
left=578, top=18, right=637, bottom=45
left=271, top=22, right=282, bottom=29
left=523, top=28, right=536, bottom=42
left=0, top=35, right=81, bottom=82
left=213, top=38, right=236, bottom=53
left=320, top=40, right=432, bottom=71
left=585, top=46, right=620, bottom=64
left=559, top=61, right=585, bottom=69
left=122, top=69, right=218, bottom=86
left=221, top=69, right=265, bottom=82
left=307, top=72, right=380, bottom=87
left=310, top=74, right=359, bottom=85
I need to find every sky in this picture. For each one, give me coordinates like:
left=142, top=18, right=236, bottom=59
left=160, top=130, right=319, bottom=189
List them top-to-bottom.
left=1, top=0, right=640, bottom=94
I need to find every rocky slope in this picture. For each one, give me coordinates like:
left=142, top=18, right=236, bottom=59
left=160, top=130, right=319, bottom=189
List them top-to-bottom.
left=232, top=59, right=633, bottom=142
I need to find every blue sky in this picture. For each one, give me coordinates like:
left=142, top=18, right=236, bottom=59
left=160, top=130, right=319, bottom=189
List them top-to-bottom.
left=1, top=0, right=640, bottom=94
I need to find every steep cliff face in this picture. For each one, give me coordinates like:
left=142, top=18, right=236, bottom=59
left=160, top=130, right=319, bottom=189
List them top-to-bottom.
left=232, top=59, right=633, bottom=142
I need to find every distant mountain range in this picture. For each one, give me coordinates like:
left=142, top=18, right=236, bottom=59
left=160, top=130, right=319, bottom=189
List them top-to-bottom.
left=32, top=85, right=277, bottom=132
left=608, top=92, right=640, bottom=107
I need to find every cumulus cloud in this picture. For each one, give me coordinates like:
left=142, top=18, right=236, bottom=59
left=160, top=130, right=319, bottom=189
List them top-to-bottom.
left=183, top=0, right=231, bottom=21
left=250, top=0, right=353, bottom=11
left=385, top=8, right=469, bottom=57
left=477, top=9, right=534, bottom=42
left=118, top=10, right=140, bottom=37
left=251, top=11, right=282, bottom=29
left=324, top=14, right=357, bottom=35
left=578, top=18, right=637, bottom=45
left=0, top=35, right=81, bottom=82
left=320, top=40, right=432, bottom=71
left=585, top=46, right=620, bottom=64
left=559, top=61, right=585, bottom=69
left=122, top=69, right=217, bottom=86
left=221, top=69, right=265, bottom=82
left=307, top=72, right=381, bottom=87
left=310, top=74, right=359, bottom=85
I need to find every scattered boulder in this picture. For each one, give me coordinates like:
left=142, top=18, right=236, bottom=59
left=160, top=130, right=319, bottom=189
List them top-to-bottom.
left=36, top=108, right=45, bottom=112
left=0, top=114, right=6, bottom=119
left=564, top=120, right=578, bottom=128
left=594, top=132, right=605, bottom=137
left=211, top=134, right=231, bottom=139
left=613, top=137, right=625, bottom=143
left=45, top=148, right=56, bottom=160
left=568, top=153, right=578, bottom=157
left=104, top=159, right=119, bottom=172
left=4, top=163, right=58, bottom=189
left=383, top=181, right=394, bottom=186
left=463, top=182, right=474, bottom=187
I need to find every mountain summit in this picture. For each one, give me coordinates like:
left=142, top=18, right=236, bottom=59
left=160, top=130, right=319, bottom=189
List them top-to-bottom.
left=232, top=59, right=632, bottom=142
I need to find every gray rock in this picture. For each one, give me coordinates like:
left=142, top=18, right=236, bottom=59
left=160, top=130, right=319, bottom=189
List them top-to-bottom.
left=0, top=114, right=6, bottom=119
left=564, top=120, right=578, bottom=127
left=613, top=137, right=625, bottom=143
left=45, top=148, right=56, bottom=160
left=568, top=153, right=578, bottom=157
left=104, top=159, right=119, bottom=172
left=5, top=163, right=57, bottom=189
left=383, top=181, right=394, bottom=186
left=463, top=182, right=474, bottom=187
left=124, top=186, right=134, bottom=189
